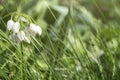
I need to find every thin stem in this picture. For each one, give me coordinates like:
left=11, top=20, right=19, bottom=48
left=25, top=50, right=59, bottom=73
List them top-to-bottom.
left=20, top=42, right=23, bottom=80
left=21, top=42, right=27, bottom=80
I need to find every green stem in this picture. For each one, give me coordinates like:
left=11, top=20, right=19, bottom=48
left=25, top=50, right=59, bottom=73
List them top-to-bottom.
left=20, top=42, right=23, bottom=80
left=21, top=42, right=27, bottom=80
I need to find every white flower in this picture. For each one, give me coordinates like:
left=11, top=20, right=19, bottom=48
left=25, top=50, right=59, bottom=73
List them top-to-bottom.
left=7, top=19, right=20, bottom=33
left=7, top=19, right=14, bottom=31
left=7, top=19, right=42, bottom=44
left=12, top=22, right=20, bottom=33
left=24, top=23, right=42, bottom=37
left=29, top=23, right=42, bottom=35
left=29, top=23, right=38, bottom=35
left=36, top=25, right=42, bottom=35
left=9, top=31, right=30, bottom=44
left=17, top=31, right=30, bottom=43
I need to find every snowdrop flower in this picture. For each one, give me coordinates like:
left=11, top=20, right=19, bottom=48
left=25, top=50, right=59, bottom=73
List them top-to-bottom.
left=7, top=19, right=20, bottom=33
left=7, top=19, right=14, bottom=31
left=7, top=19, right=42, bottom=44
left=12, top=22, right=20, bottom=33
left=24, top=23, right=42, bottom=37
left=29, top=23, right=42, bottom=35
left=35, top=25, right=42, bottom=35
left=9, top=31, right=30, bottom=44
left=17, top=31, right=30, bottom=43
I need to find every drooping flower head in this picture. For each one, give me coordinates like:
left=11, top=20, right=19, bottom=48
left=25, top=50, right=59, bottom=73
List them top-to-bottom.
left=7, top=16, right=42, bottom=44
left=7, top=19, right=20, bottom=33
left=7, top=19, right=14, bottom=31
left=13, top=22, right=20, bottom=33
left=24, top=23, right=42, bottom=37
left=29, top=23, right=42, bottom=35
left=17, top=31, right=30, bottom=43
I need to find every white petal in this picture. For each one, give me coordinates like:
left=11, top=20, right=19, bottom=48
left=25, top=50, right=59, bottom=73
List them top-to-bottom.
left=7, top=19, right=14, bottom=31
left=12, top=22, right=20, bottom=33
left=24, top=23, right=42, bottom=38
left=29, top=23, right=42, bottom=35
left=29, top=23, right=38, bottom=35
left=30, top=23, right=38, bottom=32
left=36, top=25, right=42, bottom=35
left=17, top=31, right=30, bottom=43
left=17, top=31, right=25, bottom=41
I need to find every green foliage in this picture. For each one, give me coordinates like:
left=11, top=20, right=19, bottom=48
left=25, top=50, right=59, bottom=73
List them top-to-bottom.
left=0, top=0, right=120, bottom=80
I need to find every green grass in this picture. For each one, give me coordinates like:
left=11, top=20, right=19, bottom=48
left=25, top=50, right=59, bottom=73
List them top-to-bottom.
left=0, top=0, right=120, bottom=80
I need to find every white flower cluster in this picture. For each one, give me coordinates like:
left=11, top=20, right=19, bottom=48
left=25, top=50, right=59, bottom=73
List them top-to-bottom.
left=7, top=19, right=42, bottom=44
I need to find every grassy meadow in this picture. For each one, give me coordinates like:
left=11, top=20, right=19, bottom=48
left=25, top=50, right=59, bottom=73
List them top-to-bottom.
left=0, top=0, right=120, bottom=80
